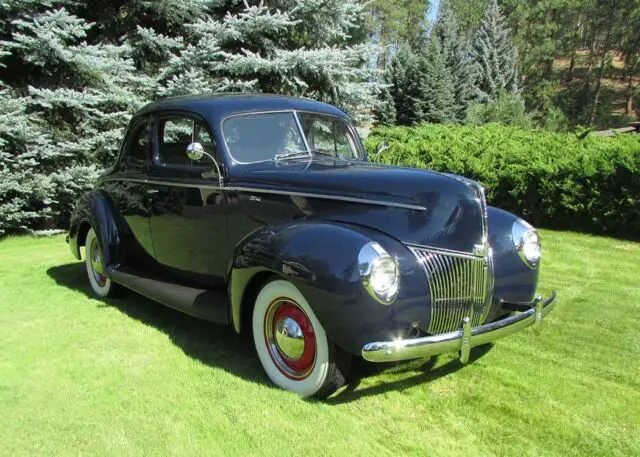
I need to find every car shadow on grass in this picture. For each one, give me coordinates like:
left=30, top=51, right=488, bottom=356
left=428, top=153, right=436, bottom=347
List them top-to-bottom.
left=47, top=262, right=493, bottom=403
left=47, top=262, right=268, bottom=387
left=324, top=344, right=493, bottom=404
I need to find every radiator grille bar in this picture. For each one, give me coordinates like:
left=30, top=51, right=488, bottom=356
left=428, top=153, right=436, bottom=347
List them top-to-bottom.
left=409, top=246, right=493, bottom=335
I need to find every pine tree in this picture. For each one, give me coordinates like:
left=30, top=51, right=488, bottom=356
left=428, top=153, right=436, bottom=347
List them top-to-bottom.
left=156, top=0, right=378, bottom=123
left=472, top=0, right=519, bottom=102
left=0, top=1, right=379, bottom=234
left=434, top=1, right=480, bottom=122
left=0, top=7, right=151, bottom=234
left=419, top=36, right=457, bottom=124
left=376, top=39, right=458, bottom=126
left=382, top=45, right=424, bottom=125
left=373, top=80, right=397, bottom=126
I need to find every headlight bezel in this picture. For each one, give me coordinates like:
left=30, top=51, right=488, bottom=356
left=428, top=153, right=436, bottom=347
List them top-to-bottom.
left=512, top=219, right=542, bottom=269
left=358, top=242, right=400, bottom=305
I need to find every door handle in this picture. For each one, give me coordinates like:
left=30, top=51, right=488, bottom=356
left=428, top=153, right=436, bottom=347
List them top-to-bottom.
left=146, top=189, right=159, bottom=195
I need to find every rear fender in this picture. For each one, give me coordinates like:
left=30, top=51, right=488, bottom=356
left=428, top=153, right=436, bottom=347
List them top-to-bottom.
left=68, top=190, right=127, bottom=273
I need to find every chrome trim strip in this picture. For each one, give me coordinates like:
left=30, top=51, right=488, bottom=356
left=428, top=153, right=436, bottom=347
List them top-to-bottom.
left=293, top=111, right=312, bottom=156
left=100, top=176, right=222, bottom=190
left=99, top=177, right=426, bottom=211
left=227, top=186, right=426, bottom=211
left=405, top=243, right=483, bottom=259
left=361, top=292, right=556, bottom=363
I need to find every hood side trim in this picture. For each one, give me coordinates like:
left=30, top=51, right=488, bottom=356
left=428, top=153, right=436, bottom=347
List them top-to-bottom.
left=227, top=186, right=426, bottom=211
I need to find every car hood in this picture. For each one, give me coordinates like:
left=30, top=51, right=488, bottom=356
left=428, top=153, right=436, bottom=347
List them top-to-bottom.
left=229, top=158, right=486, bottom=253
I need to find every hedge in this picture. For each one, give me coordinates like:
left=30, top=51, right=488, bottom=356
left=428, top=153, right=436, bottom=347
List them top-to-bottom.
left=365, top=124, right=640, bottom=238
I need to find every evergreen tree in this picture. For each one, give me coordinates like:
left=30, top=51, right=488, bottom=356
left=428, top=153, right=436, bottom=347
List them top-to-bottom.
left=0, top=0, right=379, bottom=234
left=156, top=0, right=377, bottom=123
left=366, top=0, right=431, bottom=68
left=472, top=0, right=519, bottom=102
left=433, top=2, right=480, bottom=122
left=0, top=7, right=151, bottom=234
left=419, top=36, right=457, bottom=124
left=375, top=39, right=457, bottom=126
left=382, top=45, right=424, bottom=125
left=373, top=80, right=397, bottom=126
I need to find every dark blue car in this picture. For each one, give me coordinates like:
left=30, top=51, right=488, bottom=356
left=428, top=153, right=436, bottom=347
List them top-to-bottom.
left=67, top=94, right=556, bottom=398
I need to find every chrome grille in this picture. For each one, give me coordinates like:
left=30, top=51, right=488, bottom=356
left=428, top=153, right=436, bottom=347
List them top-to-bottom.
left=409, top=246, right=493, bottom=334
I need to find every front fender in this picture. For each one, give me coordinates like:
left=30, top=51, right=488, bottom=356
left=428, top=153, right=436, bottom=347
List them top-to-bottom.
left=68, top=189, right=127, bottom=273
left=487, top=206, right=540, bottom=319
left=229, top=220, right=429, bottom=355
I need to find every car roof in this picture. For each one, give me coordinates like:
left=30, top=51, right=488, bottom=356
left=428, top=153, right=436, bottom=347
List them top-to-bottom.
left=137, top=93, right=350, bottom=121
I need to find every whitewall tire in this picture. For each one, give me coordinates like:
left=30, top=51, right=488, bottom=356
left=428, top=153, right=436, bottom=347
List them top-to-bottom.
left=84, top=228, right=116, bottom=298
left=252, top=279, right=350, bottom=398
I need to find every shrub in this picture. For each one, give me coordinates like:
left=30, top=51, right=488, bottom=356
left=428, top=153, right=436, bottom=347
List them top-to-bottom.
left=468, top=90, right=533, bottom=128
left=365, top=124, right=640, bottom=238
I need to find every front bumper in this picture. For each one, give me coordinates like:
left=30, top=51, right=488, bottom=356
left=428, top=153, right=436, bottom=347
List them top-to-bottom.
left=362, top=291, right=557, bottom=363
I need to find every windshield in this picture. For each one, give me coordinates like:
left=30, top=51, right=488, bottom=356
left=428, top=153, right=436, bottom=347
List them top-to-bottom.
left=222, top=111, right=363, bottom=163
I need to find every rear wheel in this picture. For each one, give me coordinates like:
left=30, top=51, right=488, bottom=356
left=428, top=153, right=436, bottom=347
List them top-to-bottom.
left=84, top=228, right=117, bottom=298
left=252, top=279, right=350, bottom=398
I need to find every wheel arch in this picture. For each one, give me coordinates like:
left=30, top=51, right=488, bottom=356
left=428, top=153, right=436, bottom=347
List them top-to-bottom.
left=68, top=189, right=128, bottom=272
left=227, top=220, right=430, bottom=355
left=76, top=221, right=92, bottom=252
left=231, top=269, right=278, bottom=334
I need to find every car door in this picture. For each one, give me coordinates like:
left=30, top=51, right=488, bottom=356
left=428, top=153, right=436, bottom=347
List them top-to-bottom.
left=147, top=112, right=228, bottom=286
left=101, top=117, right=155, bottom=260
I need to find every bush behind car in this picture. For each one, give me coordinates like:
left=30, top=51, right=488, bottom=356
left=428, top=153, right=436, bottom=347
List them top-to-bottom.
left=366, top=123, right=640, bottom=238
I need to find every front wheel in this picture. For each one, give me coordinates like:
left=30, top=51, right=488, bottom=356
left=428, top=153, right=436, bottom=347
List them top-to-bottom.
left=84, top=228, right=117, bottom=298
left=252, top=279, right=350, bottom=398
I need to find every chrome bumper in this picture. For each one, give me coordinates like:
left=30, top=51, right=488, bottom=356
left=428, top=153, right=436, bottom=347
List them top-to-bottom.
left=361, top=291, right=557, bottom=363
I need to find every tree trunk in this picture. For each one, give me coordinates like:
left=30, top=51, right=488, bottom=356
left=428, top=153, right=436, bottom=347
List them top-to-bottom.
left=588, top=6, right=616, bottom=126
left=565, top=18, right=582, bottom=83
left=586, top=31, right=598, bottom=77
left=566, top=48, right=577, bottom=82
left=625, top=73, right=634, bottom=114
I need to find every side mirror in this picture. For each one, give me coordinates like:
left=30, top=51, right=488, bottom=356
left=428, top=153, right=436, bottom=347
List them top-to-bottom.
left=376, top=141, right=390, bottom=156
left=186, top=142, right=205, bottom=161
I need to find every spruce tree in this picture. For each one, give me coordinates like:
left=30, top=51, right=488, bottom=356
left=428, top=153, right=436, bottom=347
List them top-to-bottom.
left=156, top=0, right=377, bottom=123
left=472, top=0, right=519, bottom=102
left=0, top=1, right=379, bottom=234
left=434, top=1, right=480, bottom=122
left=0, top=7, right=151, bottom=234
left=419, top=36, right=457, bottom=124
left=382, top=45, right=424, bottom=125
left=373, top=80, right=397, bottom=126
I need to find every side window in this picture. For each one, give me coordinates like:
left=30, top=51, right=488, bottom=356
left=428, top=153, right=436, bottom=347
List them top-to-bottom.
left=298, top=113, right=360, bottom=159
left=157, top=117, right=215, bottom=167
left=309, top=119, right=335, bottom=153
left=333, top=122, right=354, bottom=157
left=127, top=123, right=151, bottom=166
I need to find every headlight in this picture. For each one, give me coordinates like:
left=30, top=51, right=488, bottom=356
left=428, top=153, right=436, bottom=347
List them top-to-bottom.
left=512, top=219, right=541, bottom=268
left=358, top=242, right=400, bottom=305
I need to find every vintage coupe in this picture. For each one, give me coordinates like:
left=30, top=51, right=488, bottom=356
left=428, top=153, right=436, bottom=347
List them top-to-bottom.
left=67, top=94, right=556, bottom=398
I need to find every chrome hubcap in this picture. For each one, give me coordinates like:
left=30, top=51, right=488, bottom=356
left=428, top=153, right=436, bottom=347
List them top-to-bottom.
left=89, top=238, right=107, bottom=286
left=264, top=299, right=316, bottom=380
left=274, top=316, right=305, bottom=360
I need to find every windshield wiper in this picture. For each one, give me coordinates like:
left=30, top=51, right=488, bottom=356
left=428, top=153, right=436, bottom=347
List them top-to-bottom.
left=273, top=148, right=338, bottom=162
left=308, top=148, right=336, bottom=157
left=273, top=150, right=311, bottom=162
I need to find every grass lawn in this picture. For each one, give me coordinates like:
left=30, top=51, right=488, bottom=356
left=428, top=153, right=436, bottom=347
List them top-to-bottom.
left=0, top=231, right=638, bottom=456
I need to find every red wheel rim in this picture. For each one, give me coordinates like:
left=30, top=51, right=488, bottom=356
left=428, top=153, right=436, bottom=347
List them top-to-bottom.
left=264, top=298, right=316, bottom=380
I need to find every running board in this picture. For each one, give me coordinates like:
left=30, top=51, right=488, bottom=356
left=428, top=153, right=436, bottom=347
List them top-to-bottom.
left=111, top=267, right=230, bottom=325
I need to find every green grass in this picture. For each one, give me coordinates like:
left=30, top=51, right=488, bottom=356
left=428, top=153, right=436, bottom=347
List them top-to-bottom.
left=0, top=231, right=638, bottom=456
